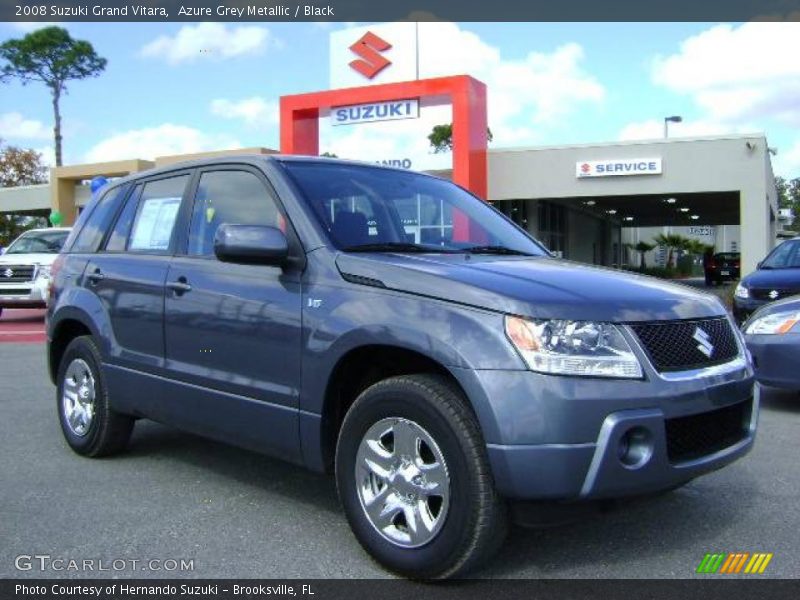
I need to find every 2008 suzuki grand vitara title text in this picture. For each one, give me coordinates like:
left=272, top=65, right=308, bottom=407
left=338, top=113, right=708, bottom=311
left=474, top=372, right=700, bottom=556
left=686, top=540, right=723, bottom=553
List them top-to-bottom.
left=47, top=156, right=756, bottom=579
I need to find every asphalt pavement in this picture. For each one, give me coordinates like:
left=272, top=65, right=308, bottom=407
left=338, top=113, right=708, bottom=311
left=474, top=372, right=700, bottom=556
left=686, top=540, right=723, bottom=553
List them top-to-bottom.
left=1, top=342, right=798, bottom=579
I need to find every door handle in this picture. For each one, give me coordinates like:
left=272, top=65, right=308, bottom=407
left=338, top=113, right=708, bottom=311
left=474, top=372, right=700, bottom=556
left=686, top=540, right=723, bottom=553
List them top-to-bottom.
left=86, top=269, right=104, bottom=284
left=167, top=278, right=192, bottom=295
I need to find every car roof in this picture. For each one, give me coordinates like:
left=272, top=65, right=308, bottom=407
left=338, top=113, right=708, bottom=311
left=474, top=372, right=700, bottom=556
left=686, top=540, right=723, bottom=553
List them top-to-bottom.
left=105, top=154, right=441, bottom=188
left=21, top=227, right=71, bottom=233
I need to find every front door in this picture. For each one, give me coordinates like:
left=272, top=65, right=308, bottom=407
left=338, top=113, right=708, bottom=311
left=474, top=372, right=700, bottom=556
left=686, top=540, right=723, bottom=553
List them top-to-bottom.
left=163, top=167, right=303, bottom=460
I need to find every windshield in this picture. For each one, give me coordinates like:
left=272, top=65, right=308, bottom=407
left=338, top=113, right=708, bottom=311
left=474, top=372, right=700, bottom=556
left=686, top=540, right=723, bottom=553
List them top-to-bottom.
left=282, top=162, right=548, bottom=256
left=5, top=230, right=69, bottom=255
left=761, top=240, right=800, bottom=269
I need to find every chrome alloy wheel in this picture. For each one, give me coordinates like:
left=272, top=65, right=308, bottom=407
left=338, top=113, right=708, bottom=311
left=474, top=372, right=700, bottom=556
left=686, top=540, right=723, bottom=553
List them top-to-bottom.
left=62, top=358, right=96, bottom=437
left=355, top=417, right=450, bottom=548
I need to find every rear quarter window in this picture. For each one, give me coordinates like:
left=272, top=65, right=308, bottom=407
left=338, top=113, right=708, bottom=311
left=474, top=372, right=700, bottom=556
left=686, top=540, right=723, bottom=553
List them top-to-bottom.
left=68, top=185, right=129, bottom=253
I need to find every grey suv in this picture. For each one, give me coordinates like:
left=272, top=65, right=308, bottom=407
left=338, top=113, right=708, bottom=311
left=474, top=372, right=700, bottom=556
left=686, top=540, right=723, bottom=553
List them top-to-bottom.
left=47, top=156, right=756, bottom=579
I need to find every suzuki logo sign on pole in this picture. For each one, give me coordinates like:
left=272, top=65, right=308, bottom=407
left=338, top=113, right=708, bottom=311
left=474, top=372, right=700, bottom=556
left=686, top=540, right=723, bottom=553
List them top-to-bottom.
left=349, top=31, right=392, bottom=79
left=332, top=99, right=419, bottom=126
left=576, top=158, right=663, bottom=178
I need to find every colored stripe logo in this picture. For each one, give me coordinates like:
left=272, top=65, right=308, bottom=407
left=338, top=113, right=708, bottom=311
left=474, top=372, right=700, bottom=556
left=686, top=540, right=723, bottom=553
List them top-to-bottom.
left=696, top=552, right=773, bottom=574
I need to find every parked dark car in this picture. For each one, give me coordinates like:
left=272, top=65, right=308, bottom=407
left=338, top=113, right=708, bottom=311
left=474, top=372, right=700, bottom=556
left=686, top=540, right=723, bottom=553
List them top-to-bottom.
left=47, top=156, right=756, bottom=579
left=734, top=238, right=800, bottom=322
left=704, top=252, right=740, bottom=286
left=743, top=295, right=800, bottom=390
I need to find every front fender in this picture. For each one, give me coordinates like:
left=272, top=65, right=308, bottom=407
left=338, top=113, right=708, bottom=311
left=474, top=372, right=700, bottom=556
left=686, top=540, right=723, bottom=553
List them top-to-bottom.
left=297, top=283, right=526, bottom=471
left=300, top=285, right=524, bottom=415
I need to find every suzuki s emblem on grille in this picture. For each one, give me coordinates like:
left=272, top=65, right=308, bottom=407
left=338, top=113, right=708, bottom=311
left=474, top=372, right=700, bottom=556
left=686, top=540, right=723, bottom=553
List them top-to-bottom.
left=2, top=268, right=13, bottom=278
left=769, top=290, right=779, bottom=300
left=693, top=327, right=715, bottom=358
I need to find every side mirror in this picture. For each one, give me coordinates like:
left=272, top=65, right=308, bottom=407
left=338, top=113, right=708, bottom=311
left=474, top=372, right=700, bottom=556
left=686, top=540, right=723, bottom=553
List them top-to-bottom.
left=213, top=224, right=289, bottom=266
left=0, top=247, right=5, bottom=255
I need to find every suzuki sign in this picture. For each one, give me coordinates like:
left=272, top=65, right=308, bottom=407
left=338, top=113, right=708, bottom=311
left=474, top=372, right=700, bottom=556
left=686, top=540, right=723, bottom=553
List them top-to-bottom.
left=330, top=23, right=417, bottom=88
left=348, top=31, right=392, bottom=79
left=332, top=99, right=419, bottom=126
left=577, top=158, right=663, bottom=178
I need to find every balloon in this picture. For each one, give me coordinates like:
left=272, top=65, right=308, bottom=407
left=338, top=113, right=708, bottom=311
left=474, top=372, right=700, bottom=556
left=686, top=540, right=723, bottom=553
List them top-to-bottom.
left=90, top=176, right=108, bottom=195
left=49, top=211, right=63, bottom=226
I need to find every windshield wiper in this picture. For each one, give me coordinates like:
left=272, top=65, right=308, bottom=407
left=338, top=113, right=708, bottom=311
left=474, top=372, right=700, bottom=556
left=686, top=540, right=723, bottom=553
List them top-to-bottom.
left=342, top=242, right=455, bottom=253
left=462, top=245, right=533, bottom=256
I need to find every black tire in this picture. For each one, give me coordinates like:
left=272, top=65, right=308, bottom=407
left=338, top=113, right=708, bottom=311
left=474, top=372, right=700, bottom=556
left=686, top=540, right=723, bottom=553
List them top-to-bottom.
left=56, top=335, right=134, bottom=457
left=335, top=374, right=507, bottom=579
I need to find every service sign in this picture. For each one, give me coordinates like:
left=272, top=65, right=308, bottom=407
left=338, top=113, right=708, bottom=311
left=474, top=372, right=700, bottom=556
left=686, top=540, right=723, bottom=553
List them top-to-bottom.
left=332, top=99, right=420, bottom=126
left=576, top=158, right=663, bottom=178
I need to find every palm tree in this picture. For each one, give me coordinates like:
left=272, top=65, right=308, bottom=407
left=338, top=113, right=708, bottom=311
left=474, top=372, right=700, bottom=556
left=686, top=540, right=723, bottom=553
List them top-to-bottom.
left=654, top=233, right=687, bottom=269
left=633, top=241, right=656, bottom=270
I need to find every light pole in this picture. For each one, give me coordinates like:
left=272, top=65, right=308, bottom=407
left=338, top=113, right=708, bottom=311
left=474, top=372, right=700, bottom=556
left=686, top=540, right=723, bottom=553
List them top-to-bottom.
left=664, top=115, right=682, bottom=138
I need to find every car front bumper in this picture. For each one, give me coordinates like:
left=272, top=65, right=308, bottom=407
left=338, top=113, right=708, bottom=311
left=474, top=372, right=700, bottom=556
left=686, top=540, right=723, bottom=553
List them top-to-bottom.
left=0, top=278, right=49, bottom=308
left=745, top=332, right=800, bottom=390
left=452, top=357, right=756, bottom=501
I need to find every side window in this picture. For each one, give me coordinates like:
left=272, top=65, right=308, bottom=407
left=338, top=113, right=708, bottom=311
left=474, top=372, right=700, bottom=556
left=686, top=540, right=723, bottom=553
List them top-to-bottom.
left=187, top=170, right=281, bottom=257
left=128, top=175, right=188, bottom=253
left=105, top=184, right=142, bottom=252
left=69, top=185, right=128, bottom=253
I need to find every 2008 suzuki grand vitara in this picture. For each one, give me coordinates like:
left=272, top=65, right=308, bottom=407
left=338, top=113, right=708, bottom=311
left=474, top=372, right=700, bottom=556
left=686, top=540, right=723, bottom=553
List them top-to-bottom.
left=47, top=156, right=756, bottom=578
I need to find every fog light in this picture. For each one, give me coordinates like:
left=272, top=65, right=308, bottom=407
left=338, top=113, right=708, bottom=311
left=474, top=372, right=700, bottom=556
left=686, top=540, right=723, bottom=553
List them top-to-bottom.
left=617, top=427, right=653, bottom=469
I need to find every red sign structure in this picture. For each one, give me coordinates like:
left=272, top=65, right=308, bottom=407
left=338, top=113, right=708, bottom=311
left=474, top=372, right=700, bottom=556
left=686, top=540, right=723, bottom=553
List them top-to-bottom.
left=348, top=31, right=392, bottom=80
left=279, top=75, right=488, bottom=200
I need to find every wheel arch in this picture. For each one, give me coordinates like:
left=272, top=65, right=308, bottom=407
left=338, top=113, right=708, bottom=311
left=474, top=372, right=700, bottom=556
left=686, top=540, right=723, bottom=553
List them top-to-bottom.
left=48, top=308, right=100, bottom=384
left=314, top=344, right=473, bottom=473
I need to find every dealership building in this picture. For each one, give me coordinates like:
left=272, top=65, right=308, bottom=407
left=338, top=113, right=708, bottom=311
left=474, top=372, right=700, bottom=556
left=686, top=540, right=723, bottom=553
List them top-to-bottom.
left=0, top=23, right=785, bottom=276
left=0, top=132, right=781, bottom=275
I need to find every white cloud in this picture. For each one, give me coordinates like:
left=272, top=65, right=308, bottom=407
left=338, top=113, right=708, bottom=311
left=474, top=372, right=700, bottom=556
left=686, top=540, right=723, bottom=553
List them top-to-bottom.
left=140, top=23, right=275, bottom=65
left=417, top=23, right=604, bottom=134
left=652, top=23, right=800, bottom=125
left=210, top=97, right=279, bottom=129
left=0, top=112, right=51, bottom=140
left=617, top=118, right=751, bottom=141
left=84, top=124, right=241, bottom=162
left=33, top=145, right=55, bottom=168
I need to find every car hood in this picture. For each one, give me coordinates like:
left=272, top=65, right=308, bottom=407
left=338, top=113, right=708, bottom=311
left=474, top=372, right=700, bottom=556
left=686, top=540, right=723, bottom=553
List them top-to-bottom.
left=0, top=253, right=59, bottom=266
left=335, top=253, right=725, bottom=322
left=741, top=268, right=800, bottom=289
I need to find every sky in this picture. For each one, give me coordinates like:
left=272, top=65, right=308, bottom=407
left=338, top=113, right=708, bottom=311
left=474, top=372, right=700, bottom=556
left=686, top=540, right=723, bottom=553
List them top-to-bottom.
left=1, top=20, right=800, bottom=179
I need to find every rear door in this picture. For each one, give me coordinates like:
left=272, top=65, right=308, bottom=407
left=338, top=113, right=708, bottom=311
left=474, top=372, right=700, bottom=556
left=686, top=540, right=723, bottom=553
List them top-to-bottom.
left=162, top=166, right=303, bottom=460
left=86, top=172, right=191, bottom=374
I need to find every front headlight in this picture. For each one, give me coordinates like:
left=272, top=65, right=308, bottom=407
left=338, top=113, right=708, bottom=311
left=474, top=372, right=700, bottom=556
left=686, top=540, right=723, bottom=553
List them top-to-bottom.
left=36, top=265, right=51, bottom=280
left=734, top=282, right=749, bottom=299
left=744, top=310, right=800, bottom=335
left=505, top=316, right=643, bottom=378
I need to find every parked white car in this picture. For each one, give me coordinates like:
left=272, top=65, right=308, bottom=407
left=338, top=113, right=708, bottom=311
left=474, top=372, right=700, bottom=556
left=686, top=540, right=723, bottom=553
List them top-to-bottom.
left=0, top=227, right=71, bottom=317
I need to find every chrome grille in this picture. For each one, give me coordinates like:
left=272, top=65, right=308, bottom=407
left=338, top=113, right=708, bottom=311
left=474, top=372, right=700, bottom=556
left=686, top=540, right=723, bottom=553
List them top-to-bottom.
left=0, top=265, right=35, bottom=283
left=750, top=288, right=800, bottom=301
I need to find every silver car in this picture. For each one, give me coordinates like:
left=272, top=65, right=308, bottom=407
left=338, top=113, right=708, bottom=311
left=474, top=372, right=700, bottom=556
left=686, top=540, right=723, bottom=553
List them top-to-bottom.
left=0, top=227, right=71, bottom=317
